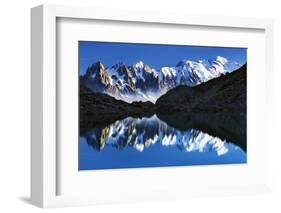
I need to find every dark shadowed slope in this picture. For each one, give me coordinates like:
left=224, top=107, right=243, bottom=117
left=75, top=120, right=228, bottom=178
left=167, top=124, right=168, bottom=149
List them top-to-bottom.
left=156, top=64, right=247, bottom=113
left=80, top=85, right=155, bottom=128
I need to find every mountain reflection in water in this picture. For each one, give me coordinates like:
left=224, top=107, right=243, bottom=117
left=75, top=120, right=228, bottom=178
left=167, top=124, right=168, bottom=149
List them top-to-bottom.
left=79, top=114, right=246, bottom=170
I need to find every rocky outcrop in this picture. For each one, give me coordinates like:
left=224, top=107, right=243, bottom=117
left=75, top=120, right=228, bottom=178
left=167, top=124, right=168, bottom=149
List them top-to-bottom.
left=79, top=85, right=155, bottom=128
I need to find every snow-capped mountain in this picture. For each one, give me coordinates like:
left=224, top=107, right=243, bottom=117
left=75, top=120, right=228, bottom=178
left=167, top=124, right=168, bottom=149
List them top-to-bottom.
left=80, top=56, right=243, bottom=103
left=82, top=114, right=242, bottom=156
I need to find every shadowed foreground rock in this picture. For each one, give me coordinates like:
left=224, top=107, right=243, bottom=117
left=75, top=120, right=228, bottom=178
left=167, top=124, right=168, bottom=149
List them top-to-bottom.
left=80, top=85, right=155, bottom=128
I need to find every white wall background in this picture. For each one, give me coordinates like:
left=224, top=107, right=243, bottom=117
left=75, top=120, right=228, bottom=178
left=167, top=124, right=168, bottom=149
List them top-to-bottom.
left=0, top=0, right=280, bottom=212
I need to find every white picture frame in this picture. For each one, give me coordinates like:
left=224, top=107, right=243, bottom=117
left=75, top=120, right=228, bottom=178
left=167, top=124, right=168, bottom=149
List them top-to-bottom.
left=31, top=4, right=274, bottom=208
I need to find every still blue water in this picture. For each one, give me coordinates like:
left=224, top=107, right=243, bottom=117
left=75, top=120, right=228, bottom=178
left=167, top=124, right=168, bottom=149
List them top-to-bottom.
left=79, top=115, right=246, bottom=170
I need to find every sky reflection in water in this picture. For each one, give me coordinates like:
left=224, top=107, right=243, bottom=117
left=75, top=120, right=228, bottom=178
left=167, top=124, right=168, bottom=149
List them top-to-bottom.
left=79, top=114, right=246, bottom=170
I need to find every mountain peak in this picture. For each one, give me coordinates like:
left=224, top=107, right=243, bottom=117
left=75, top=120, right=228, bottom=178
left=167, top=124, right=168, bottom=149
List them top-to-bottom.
left=216, top=56, right=228, bottom=65
left=81, top=57, right=244, bottom=104
left=176, top=59, right=197, bottom=67
left=176, top=59, right=187, bottom=67
left=92, top=60, right=103, bottom=67
left=134, top=60, right=145, bottom=69
left=85, top=61, right=105, bottom=76
left=112, top=61, right=126, bottom=69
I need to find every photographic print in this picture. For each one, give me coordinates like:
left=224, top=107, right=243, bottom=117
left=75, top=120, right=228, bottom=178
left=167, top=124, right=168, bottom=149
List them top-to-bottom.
left=79, top=41, right=247, bottom=170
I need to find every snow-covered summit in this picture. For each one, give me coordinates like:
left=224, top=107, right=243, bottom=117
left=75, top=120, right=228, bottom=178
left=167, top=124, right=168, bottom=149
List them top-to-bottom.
left=80, top=56, right=244, bottom=103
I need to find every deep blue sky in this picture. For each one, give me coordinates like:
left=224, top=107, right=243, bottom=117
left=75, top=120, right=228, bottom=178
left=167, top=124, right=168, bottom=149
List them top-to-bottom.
left=79, top=41, right=247, bottom=75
